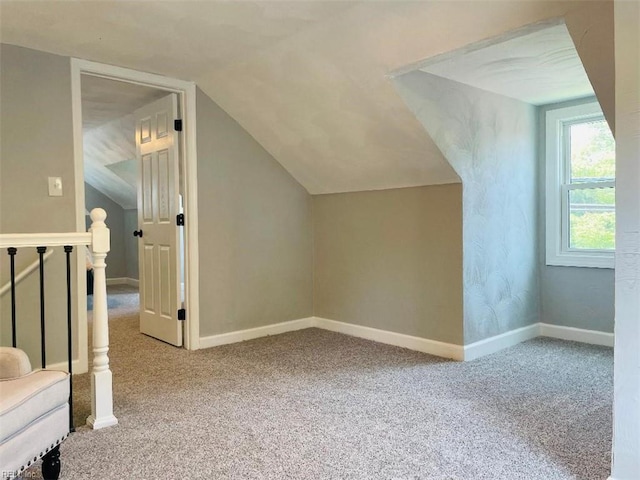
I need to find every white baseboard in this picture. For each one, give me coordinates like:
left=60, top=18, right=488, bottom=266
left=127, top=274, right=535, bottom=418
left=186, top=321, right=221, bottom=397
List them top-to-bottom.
left=106, top=277, right=139, bottom=287
left=200, top=316, right=463, bottom=360
left=197, top=317, right=613, bottom=362
left=199, top=317, right=315, bottom=349
left=313, top=317, right=464, bottom=361
left=464, top=323, right=539, bottom=361
left=464, top=323, right=613, bottom=359
left=539, top=323, right=614, bottom=347
left=42, top=358, right=84, bottom=374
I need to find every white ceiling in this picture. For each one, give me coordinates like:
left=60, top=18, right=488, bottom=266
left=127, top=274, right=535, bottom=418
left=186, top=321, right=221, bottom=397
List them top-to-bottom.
left=0, top=1, right=612, bottom=194
left=0, top=1, right=356, bottom=82
left=418, top=24, right=594, bottom=106
left=82, top=75, right=167, bottom=131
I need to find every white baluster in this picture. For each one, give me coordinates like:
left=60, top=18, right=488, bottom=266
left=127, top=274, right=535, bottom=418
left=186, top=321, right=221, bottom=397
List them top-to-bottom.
left=86, top=208, right=118, bottom=430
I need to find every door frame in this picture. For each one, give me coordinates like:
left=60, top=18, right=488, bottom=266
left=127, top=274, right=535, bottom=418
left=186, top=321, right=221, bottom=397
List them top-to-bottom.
left=71, top=58, right=200, bottom=371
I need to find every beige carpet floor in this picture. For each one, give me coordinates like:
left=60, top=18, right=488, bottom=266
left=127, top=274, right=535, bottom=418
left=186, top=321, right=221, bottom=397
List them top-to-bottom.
left=31, top=286, right=613, bottom=479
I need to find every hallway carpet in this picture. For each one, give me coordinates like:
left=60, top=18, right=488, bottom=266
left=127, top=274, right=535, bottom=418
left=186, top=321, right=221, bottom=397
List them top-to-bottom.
left=86, top=283, right=139, bottom=315
left=50, top=297, right=613, bottom=479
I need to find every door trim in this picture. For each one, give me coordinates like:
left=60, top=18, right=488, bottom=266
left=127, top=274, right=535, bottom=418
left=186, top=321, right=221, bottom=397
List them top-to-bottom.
left=71, top=59, right=200, bottom=365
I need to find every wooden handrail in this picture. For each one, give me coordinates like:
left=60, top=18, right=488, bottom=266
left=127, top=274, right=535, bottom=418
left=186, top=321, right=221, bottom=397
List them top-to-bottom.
left=0, top=208, right=117, bottom=431
left=0, top=232, right=91, bottom=249
left=0, top=250, right=54, bottom=297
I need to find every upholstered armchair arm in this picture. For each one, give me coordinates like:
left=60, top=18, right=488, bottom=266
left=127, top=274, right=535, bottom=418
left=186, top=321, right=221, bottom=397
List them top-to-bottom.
left=0, top=347, right=32, bottom=380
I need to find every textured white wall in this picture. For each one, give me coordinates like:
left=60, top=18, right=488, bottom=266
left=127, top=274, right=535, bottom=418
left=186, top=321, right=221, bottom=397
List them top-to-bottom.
left=611, top=0, right=640, bottom=477
left=394, top=71, right=539, bottom=344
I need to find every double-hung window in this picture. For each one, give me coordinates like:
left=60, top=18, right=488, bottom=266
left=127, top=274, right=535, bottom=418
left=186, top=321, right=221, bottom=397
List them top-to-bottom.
left=545, top=101, right=615, bottom=268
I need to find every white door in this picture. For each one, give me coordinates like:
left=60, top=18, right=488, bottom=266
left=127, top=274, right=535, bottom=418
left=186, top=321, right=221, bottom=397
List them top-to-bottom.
left=134, top=93, right=182, bottom=347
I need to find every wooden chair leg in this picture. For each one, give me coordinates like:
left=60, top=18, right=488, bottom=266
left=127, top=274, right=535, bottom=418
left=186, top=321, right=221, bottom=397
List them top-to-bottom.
left=42, top=446, right=61, bottom=480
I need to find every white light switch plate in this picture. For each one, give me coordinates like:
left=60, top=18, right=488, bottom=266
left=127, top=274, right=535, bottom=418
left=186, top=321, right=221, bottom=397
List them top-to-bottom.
left=48, top=177, right=63, bottom=196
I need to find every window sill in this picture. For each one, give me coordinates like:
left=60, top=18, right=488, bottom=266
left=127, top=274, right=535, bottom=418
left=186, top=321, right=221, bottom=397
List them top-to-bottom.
left=546, top=252, right=614, bottom=269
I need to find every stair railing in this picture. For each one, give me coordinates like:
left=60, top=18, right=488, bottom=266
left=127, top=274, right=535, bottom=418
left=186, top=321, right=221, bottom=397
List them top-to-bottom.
left=0, top=208, right=117, bottom=430
left=0, top=250, right=54, bottom=299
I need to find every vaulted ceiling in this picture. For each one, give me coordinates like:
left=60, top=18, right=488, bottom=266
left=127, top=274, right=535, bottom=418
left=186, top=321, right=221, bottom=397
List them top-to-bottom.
left=0, top=1, right=614, bottom=195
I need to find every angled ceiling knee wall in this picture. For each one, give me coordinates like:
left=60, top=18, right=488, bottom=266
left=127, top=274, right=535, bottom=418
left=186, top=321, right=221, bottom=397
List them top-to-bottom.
left=564, top=2, right=615, bottom=133
left=390, top=4, right=614, bottom=344
left=393, top=71, right=539, bottom=345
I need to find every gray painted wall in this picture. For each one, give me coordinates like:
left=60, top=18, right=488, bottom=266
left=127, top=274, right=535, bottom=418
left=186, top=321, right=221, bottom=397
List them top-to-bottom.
left=0, top=43, right=614, bottom=357
left=0, top=44, right=78, bottom=365
left=0, top=45, right=76, bottom=234
left=0, top=45, right=313, bottom=352
left=394, top=71, right=540, bottom=344
left=196, top=88, right=313, bottom=337
left=538, top=98, right=614, bottom=333
left=84, top=182, right=126, bottom=279
left=313, top=185, right=464, bottom=344
left=123, top=209, right=139, bottom=280
left=540, top=266, right=614, bottom=332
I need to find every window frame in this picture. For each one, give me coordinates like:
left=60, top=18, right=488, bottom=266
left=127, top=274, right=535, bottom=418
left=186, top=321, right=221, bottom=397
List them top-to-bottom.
left=545, top=101, right=615, bottom=269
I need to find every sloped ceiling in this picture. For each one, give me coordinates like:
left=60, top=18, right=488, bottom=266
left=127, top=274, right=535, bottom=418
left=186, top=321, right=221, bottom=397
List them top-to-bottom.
left=0, top=1, right=614, bottom=194
left=418, top=23, right=594, bottom=106
left=82, top=75, right=167, bottom=131
left=82, top=76, right=167, bottom=209
left=83, top=113, right=137, bottom=209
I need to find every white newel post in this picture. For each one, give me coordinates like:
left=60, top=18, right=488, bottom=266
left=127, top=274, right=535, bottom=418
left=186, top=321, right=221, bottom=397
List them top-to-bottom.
left=86, top=208, right=118, bottom=429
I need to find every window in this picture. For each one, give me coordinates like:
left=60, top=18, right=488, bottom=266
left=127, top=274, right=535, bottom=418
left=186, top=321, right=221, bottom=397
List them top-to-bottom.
left=545, top=101, right=615, bottom=268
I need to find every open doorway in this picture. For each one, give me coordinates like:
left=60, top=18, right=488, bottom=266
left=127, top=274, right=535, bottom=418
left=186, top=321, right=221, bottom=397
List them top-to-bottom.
left=71, top=59, right=200, bottom=356
left=81, top=76, right=165, bottom=340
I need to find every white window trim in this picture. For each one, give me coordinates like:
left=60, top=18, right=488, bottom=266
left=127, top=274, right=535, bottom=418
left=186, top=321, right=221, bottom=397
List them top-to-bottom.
left=545, top=101, right=614, bottom=269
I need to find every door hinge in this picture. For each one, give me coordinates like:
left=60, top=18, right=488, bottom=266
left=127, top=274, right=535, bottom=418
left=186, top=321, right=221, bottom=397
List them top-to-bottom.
left=174, top=119, right=183, bottom=132
left=176, top=213, right=184, bottom=226
left=178, top=308, right=186, bottom=321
